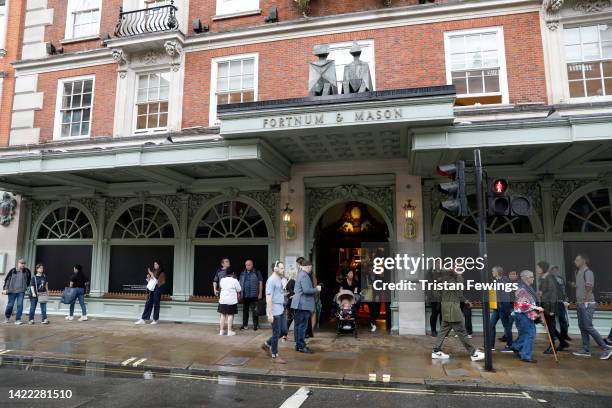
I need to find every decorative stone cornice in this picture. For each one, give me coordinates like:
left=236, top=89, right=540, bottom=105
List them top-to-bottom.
left=544, top=0, right=612, bottom=30
left=164, top=40, right=183, bottom=72
left=111, top=48, right=129, bottom=78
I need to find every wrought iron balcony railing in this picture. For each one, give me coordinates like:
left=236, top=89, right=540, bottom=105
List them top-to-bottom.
left=114, top=2, right=178, bottom=37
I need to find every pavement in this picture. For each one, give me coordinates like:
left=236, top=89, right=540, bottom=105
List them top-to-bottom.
left=0, top=317, right=611, bottom=395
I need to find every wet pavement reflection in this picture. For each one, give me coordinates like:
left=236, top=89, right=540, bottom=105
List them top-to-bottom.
left=0, top=317, right=610, bottom=394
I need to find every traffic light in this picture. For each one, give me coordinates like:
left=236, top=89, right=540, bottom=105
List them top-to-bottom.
left=437, top=161, right=468, bottom=216
left=487, top=178, right=533, bottom=216
left=488, top=178, right=510, bottom=216
left=510, top=194, right=533, bottom=216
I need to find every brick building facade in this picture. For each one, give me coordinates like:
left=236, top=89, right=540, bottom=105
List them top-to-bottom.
left=0, top=0, right=610, bottom=334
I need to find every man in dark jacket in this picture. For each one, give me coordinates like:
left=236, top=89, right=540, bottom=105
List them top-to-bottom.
left=213, top=258, right=230, bottom=297
left=3, top=259, right=32, bottom=325
left=239, top=259, right=263, bottom=330
left=290, top=260, right=320, bottom=353
left=432, top=269, right=484, bottom=361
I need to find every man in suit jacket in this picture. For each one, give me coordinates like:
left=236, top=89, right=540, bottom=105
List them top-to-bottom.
left=290, top=260, right=320, bottom=353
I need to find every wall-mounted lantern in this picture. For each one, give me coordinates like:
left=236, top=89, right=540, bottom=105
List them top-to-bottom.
left=402, top=200, right=417, bottom=239
left=282, top=202, right=297, bottom=240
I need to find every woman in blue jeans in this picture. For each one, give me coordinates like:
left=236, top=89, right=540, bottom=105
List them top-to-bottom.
left=135, top=260, right=166, bottom=325
left=28, top=263, right=49, bottom=324
left=66, top=264, right=89, bottom=322
left=512, top=270, right=543, bottom=363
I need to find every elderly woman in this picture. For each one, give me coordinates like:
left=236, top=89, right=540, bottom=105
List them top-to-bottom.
left=512, top=270, right=544, bottom=363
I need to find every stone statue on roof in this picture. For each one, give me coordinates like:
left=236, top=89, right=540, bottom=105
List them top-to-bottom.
left=342, top=42, right=373, bottom=94
left=308, top=44, right=338, bottom=96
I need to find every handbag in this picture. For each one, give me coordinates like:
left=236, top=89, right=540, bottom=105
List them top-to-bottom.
left=34, top=276, right=48, bottom=304
left=146, top=277, right=158, bottom=291
left=61, top=287, right=78, bottom=304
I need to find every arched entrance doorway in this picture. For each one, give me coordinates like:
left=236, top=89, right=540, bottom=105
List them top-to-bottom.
left=312, top=201, right=391, bottom=327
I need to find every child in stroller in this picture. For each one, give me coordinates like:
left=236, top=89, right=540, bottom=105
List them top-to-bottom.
left=335, top=289, right=358, bottom=337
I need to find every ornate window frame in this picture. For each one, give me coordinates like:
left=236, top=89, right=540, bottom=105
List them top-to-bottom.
left=542, top=0, right=612, bottom=104
left=555, top=181, right=612, bottom=240
left=107, top=200, right=179, bottom=242
left=34, top=202, right=97, bottom=244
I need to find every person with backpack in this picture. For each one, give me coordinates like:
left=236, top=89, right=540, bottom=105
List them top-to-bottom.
left=570, top=254, right=611, bottom=360
left=3, top=259, right=31, bottom=325
left=538, top=261, right=569, bottom=353
left=28, top=263, right=49, bottom=325
left=66, top=264, right=89, bottom=322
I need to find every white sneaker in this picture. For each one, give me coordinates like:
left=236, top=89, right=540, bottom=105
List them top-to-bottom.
left=65, top=316, right=74, bottom=321
left=79, top=316, right=88, bottom=322
left=3, top=318, right=9, bottom=324
left=135, top=319, right=146, bottom=325
left=15, top=320, right=23, bottom=325
left=28, top=320, right=34, bottom=325
left=42, top=320, right=49, bottom=325
left=150, top=320, right=158, bottom=325
left=370, top=323, right=377, bottom=332
left=219, top=330, right=224, bottom=336
left=227, top=331, right=236, bottom=336
left=467, top=335, right=473, bottom=339
left=471, top=350, right=485, bottom=361
left=432, top=351, right=450, bottom=359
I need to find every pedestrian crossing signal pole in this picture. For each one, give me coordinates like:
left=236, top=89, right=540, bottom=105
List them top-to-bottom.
left=474, top=149, right=494, bottom=372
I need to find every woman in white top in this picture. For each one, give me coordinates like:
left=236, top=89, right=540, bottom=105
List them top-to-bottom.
left=218, top=269, right=241, bottom=336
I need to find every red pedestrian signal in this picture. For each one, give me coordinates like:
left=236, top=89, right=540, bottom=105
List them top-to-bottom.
left=488, top=177, right=510, bottom=216
left=492, top=179, right=508, bottom=195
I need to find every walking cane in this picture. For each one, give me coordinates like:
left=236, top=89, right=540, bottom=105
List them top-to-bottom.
left=541, top=313, right=559, bottom=363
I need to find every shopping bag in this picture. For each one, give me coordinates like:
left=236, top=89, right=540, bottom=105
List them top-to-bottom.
left=146, top=277, right=158, bottom=291
left=61, top=287, right=78, bottom=304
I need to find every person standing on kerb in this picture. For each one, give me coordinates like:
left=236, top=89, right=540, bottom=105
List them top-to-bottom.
left=3, top=259, right=31, bottom=325
left=431, top=268, right=485, bottom=362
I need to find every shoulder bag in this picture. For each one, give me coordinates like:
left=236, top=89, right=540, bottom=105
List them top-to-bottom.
left=35, top=276, right=49, bottom=304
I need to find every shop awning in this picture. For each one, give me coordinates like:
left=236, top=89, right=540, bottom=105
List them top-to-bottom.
left=0, top=137, right=290, bottom=197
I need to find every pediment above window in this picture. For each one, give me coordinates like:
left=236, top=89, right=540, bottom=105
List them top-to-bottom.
left=544, top=0, right=612, bottom=30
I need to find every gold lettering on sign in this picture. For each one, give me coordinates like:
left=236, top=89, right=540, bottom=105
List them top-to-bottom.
left=262, top=109, right=403, bottom=129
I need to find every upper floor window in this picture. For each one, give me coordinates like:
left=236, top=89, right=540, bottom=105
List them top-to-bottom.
left=65, top=0, right=101, bottom=40
left=216, top=0, right=259, bottom=16
left=564, top=23, right=612, bottom=99
left=444, top=27, right=509, bottom=106
left=327, top=40, right=376, bottom=91
left=210, top=54, right=258, bottom=126
left=135, top=71, right=170, bottom=132
left=54, top=76, right=95, bottom=140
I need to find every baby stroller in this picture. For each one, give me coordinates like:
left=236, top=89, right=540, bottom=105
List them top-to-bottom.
left=335, top=290, right=358, bottom=337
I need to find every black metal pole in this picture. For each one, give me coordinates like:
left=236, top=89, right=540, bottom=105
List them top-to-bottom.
left=474, top=149, right=493, bottom=372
